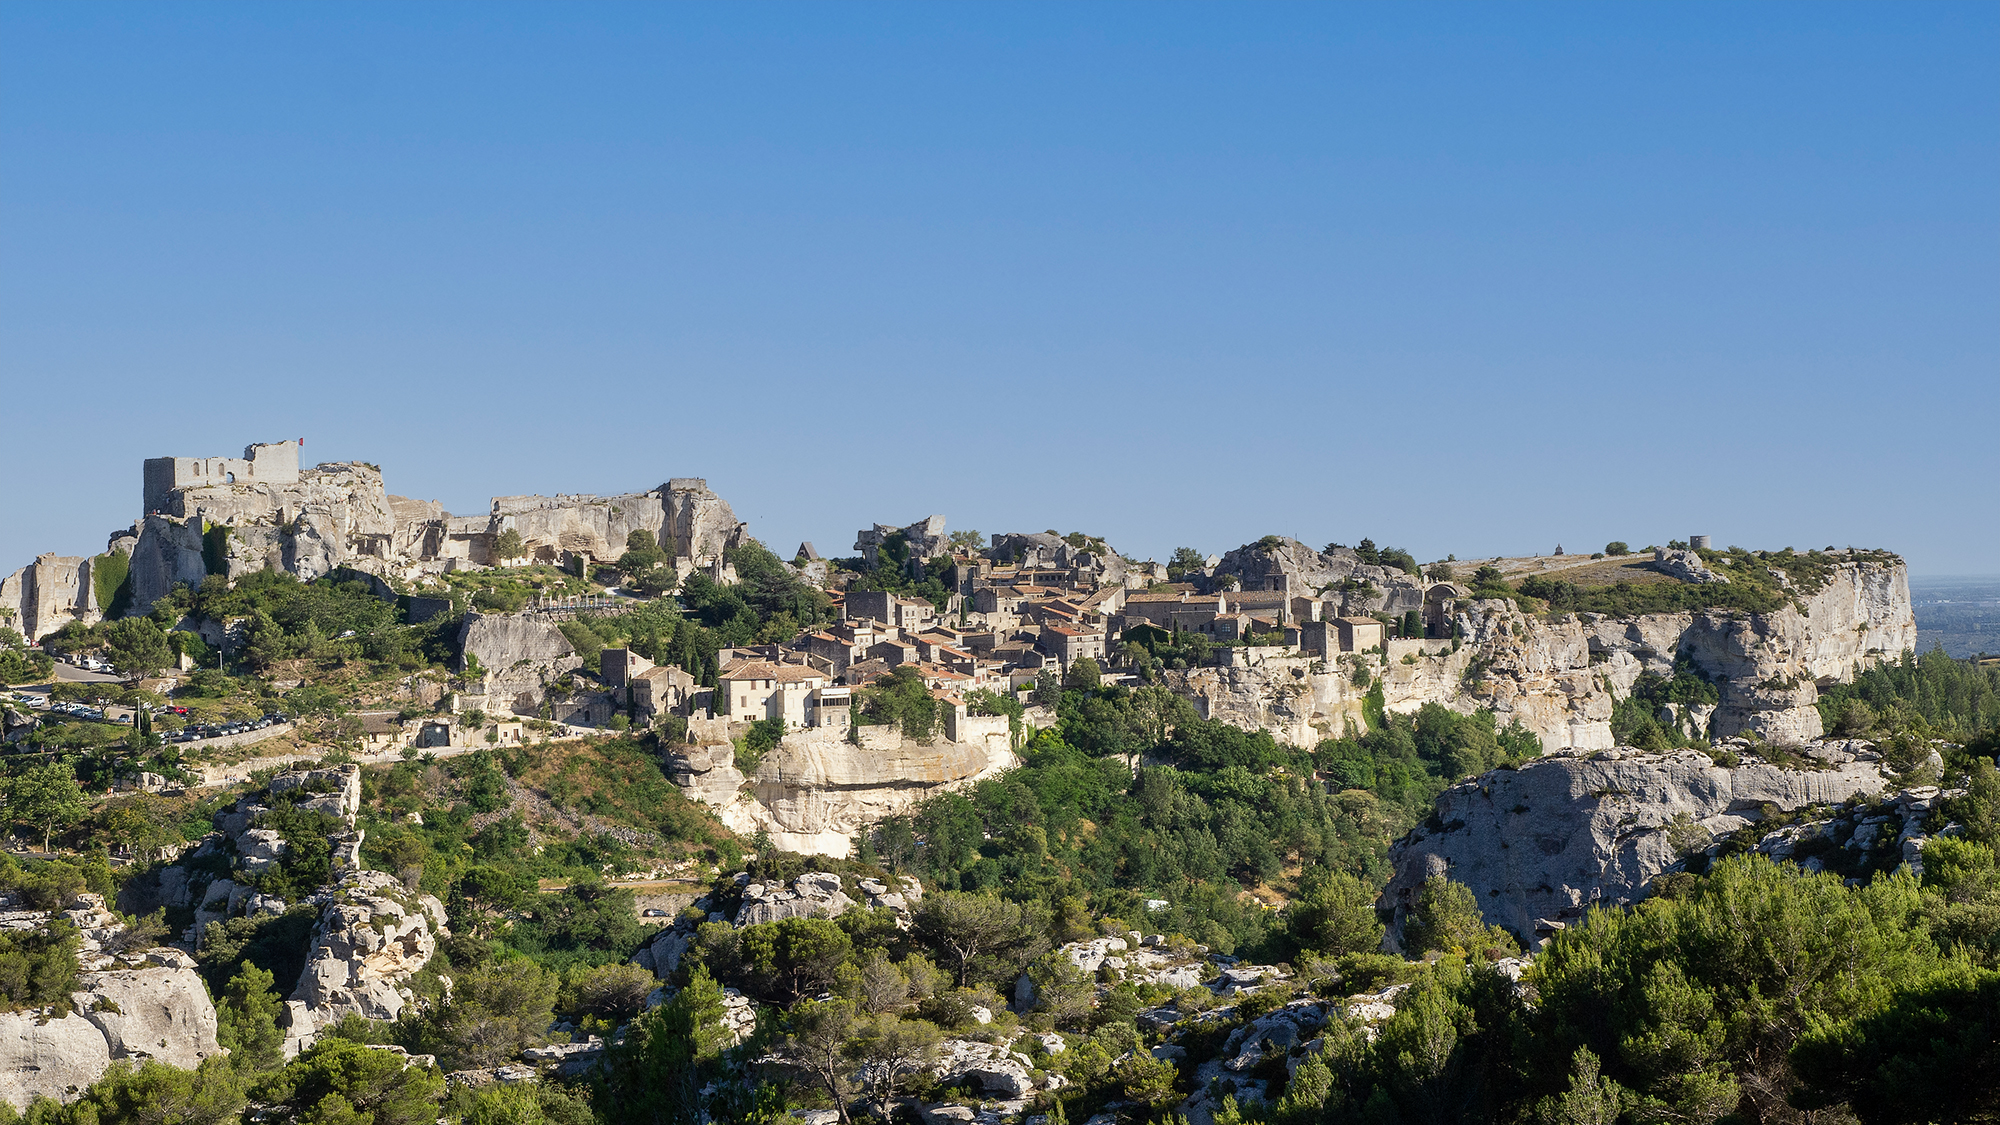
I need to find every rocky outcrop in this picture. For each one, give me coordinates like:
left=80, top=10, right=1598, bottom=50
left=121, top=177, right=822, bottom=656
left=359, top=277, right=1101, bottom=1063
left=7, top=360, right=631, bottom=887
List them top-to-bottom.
left=19, top=441, right=756, bottom=619
left=126, top=462, right=404, bottom=613
left=490, top=479, right=746, bottom=569
left=856, top=516, right=952, bottom=569
left=1210, top=537, right=1424, bottom=613
left=0, top=553, right=104, bottom=642
left=1159, top=557, right=1914, bottom=752
left=455, top=612, right=582, bottom=716
left=700, top=720, right=1024, bottom=852
left=671, top=725, right=1017, bottom=858
left=1383, top=743, right=1892, bottom=946
left=149, top=765, right=368, bottom=942
left=282, top=869, right=449, bottom=1057
left=734, top=871, right=855, bottom=926
left=635, top=875, right=925, bottom=982
left=0, top=895, right=223, bottom=1110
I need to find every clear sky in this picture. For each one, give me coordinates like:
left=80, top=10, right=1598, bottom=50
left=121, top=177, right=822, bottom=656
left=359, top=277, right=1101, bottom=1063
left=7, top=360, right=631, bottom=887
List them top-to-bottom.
left=3, top=3, right=1995, bottom=577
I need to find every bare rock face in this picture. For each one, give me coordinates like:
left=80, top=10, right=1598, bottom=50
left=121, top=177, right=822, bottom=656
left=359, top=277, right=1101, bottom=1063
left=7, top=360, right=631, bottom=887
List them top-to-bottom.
left=126, top=462, right=400, bottom=613
left=1210, top=537, right=1423, bottom=612
left=0, top=553, right=104, bottom=642
left=1154, top=558, right=1913, bottom=753
left=454, top=611, right=582, bottom=716
left=677, top=726, right=1016, bottom=857
left=663, top=738, right=747, bottom=807
left=1383, top=745, right=1891, bottom=947
left=268, top=766, right=363, bottom=820
left=283, top=870, right=449, bottom=1057
left=734, top=872, right=855, bottom=926
left=0, top=895, right=223, bottom=1110
left=73, top=959, right=222, bottom=1071
left=0, top=1012, right=112, bottom=1110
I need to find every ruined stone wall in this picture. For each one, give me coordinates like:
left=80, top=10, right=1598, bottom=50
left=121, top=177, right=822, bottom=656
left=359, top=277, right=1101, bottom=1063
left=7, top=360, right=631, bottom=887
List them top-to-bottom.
left=141, top=440, right=301, bottom=514
left=124, top=462, right=399, bottom=613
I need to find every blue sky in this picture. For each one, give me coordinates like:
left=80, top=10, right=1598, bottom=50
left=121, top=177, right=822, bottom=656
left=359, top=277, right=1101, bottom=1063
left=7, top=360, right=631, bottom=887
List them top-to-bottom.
left=3, top=3, right=1995, bottom=575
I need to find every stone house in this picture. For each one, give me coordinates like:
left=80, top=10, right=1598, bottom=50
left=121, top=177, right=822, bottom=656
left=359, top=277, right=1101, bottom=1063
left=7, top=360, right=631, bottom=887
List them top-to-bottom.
left=845, top=590, right=941, bottom=632
left=1298, top=616, right=1389, bottom=657
left=1334, top=616, right=1387, bottom=653
left=807, top=623, right=886, bottom=675
left=1037, top=623, right=1107, bottom=667
left=911, top=634, right=978, bottom=673
left=868, top=638, right=919, bottom=668
left=601, top=648, right=702, bottom=720
left=718, top=659, right=846, bottom=729
left=358, top=713, right=408, bottom=753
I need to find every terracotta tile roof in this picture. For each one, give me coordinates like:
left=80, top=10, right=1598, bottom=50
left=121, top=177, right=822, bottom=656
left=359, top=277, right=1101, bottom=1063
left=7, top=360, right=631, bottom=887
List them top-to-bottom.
left=1042, top=624, right=1101, bottom=638
left=719, top=659, right=827, bottom=684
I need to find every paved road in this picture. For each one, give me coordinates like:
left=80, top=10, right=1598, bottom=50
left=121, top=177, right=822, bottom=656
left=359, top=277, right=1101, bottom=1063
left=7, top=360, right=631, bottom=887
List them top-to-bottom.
left=50, top=665, right=126, bottom=685
left=195, top=737, right=485, bottom=788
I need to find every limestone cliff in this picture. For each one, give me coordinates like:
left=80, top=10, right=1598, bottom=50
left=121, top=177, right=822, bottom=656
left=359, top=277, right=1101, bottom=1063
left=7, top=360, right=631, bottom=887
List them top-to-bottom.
left=33, top=441, right=753, bottom=618
left=124, top=462, right=404, bottom=613
left=491, top=479, right=746, bottom=567
left=1209, top=537, right=1424, bottom=613
left=0, top=553, right=106, bottom=642
left=1161, top=557, right=1914, bottom=751
left=454, top=611, right=583, bottom=716
left=668, top=720, right=1017, bottom=856
left=1382, top=743, right=1891, bottom=947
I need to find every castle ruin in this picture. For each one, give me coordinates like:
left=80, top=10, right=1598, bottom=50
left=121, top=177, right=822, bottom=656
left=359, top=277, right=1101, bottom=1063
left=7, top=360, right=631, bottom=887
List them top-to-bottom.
left=143, top=440, right=302, bottom=514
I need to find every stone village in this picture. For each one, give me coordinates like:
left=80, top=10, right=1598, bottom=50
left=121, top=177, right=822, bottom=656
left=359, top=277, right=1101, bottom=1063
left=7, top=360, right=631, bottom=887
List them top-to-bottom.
left=6, top=440, right=1915, bottom=860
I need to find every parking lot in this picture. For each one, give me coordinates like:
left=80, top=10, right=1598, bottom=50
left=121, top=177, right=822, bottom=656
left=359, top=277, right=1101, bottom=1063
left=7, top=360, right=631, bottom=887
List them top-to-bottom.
left=6, top=691, right=288, bottom=744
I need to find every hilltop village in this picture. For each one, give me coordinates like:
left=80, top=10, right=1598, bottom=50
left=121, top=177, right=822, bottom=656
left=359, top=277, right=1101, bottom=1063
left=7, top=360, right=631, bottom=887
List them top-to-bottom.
left=0, top=440, right=1991, bottom=1125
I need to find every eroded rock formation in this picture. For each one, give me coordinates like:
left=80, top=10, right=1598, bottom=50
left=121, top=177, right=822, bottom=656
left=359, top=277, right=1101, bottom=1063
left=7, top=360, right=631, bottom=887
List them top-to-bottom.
left=8, top=440, right=755, bottom=623
left=1161, top=557, right=1914, bottom=751
left=454, top=612, right=583, bottom=715
left=668, top=722, right=1017, bottom=857
left=1382, top=743, right=1893, bottom=946
left=281, top=870, right=449, bottom=1057
left=0, top=895, right=223, bottom=1110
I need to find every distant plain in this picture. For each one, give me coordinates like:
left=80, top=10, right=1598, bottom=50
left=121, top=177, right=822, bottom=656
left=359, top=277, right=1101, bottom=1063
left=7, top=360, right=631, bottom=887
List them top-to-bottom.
left=1912, top=575, right=2000, bottom=658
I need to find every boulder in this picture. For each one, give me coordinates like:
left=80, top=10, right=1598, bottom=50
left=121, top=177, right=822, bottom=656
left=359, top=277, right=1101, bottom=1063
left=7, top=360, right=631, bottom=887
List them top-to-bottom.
left=455, top=612, right=581, bottom=715
left=1385, top=746, right=1890, bottom=946
left=267, top=765, right=362, bottom=820
left=237, top=829, right=288, bottom=874
left=733, top=873, right=856, bottom=927
left=0, top=902, right=223, bottom=1109
left=72, top=965, right=224, bottom=1069
left=0, top=1011, right=112, bottom=1110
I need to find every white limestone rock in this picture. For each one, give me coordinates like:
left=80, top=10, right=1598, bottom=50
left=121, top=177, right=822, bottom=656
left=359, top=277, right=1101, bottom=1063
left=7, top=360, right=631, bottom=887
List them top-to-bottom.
left=1384, top=746, right=1891, bottom=946
left=283, top=870, right=448, bottom=1057
left=733, top=872, right=855, bottom=927
left=72, top=965, right=224, bottom=1069
left=0, top=1011, right=112, bottom=1110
